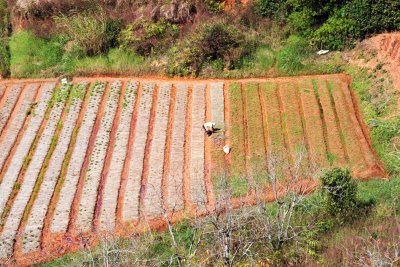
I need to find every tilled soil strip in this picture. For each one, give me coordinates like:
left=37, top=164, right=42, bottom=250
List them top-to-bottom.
left=298, top=79, right=328, bottom=166
left=337, top=79, right=382, bottom=172
left=314, top=80, right=347, bottom=166
left=327, top=80, right=367, bottom=171
left=76, top=81, right=121, bottom=233
left=99, top=81, right=138, bottom=231
left=50, top=82, right=106, bottom=233
left=122, top=82, right=155, bottom=222
left=209, top=82, right=226, bottom=174
left=228, top=82, right=246, bottom=175
left=245, top=82, right=267, bottom=171
left=260, top=82, right=285, bottom=154
left=279, top=82, right=307, bottom=156
left=0, top=83, right=54, bottom=219
left=22, top=83, right=88, bottom=253
left=143, top=83, right=172, bottom=219
left=190, top=83, right=207, bottom=208
left=0, top=84, right=69, bottom=257
left=0, top=84, right=23, bottom=135
left=166, top=84, right=188, bottom=211
left=0, top=85, right=38, bottom=172
left=0, top=85, right=5, bottom=100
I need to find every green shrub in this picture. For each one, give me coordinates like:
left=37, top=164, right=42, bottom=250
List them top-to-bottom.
left=0, top=0, right=10, bottom=77
left=204, top=0, right=225, bottom=14
left=255, top=0, right=289, bottom=21
left=312, top=15, right=357, bottom=50
left=118, top=18, right=179, bottom=56
left=167, top=21, right=255, bottom=76
left=0, top=38, right=10, bottom=77
left=319, top=168, right=358, bottom=218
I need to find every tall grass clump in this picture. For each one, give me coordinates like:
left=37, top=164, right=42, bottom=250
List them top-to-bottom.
left=54, top=8, right=121, bottom=56
left=276, top=35, right=309, bottom=74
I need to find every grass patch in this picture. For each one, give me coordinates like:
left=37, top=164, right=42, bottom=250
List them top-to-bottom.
left=9, top=31, right=64, bottom=78
left=345, top=65, right=400, bottom=174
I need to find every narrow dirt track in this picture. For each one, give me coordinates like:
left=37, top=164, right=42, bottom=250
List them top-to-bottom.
left=0, top=74, right=385, bottom=265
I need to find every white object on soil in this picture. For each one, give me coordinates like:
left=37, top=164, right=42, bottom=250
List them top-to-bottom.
left=317, top=50, right=329, bottom=55
left=223, top=145, right=231, bottom=154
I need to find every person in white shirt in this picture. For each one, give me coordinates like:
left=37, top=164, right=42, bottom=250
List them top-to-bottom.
left=202, top=122, right=215, bottom=136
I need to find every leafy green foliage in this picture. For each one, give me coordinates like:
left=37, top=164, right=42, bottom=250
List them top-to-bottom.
left=0, top=0, right=10, bottom=77
left=204, top=0, right=224, bottom=14
left=118, top=18, right=179, bottom=56
left=167, top=20, right=255, bottom=76
left=319, top=168, right=358, bottom=218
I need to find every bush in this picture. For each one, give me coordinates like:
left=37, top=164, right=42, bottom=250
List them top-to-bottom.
left=254, top=0, right=289, bottom=21
left=312, top=15, right=357, bottom=50
left=118, top=18, right=179, bottom=56
left=167, top=20, right=255, bottom=76
left=0, top=38, right=9, bottom=77
left=319, top=168, right=358, bottom=218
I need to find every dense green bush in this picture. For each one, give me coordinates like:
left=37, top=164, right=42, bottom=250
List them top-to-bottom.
left=0, top=0, right=10, bottom=77
left=119, top=18, right=179, bottom=56
left=167, top=21, right=255, bottom=76
left=319, top=168, right=358, bottom=218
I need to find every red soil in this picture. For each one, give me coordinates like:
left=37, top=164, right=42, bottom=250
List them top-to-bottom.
left=0, top=74, right=386, bottom=266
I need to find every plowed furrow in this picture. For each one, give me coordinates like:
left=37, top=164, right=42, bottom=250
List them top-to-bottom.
left=382, top=35, right=391, bottom=53
left=390, top=40, right=400, bottom=59
left=298, top=79, right=328, bottom=166
left=314, top=80, right=347, bottom=166
left=327, top=80, right=367, bottom=171
left=75, top=81, right=121, bottom=233
left=99, top=81, right=138, bottom=231
left=22, top=82, right=87, bottom=253
left=50, top=82, right=106, bottom=233
left=122, top=82, right=155, bottom=222
left=209, top=82, right=225, bottom=174
left=210, top=82, right=225, bottom=127
left=228, top=82, right=246, bottom=175
left=245, top=82, right=267, bottom=171
left=260, top=82, right=285, bottom=154
left=279, top=82, right=306, bottom=155
left=0, top=83, right=54, bottom=220
left=143, top=83, right=171, bottom=218
left=190, top=83, right=207, bottom=208
left=0, top=84, right=69, bottom=257
left=0, top=84, right=38, bottom=172
left=0, top=84, right=23, bottom=135
left=166, top=84, right=188, bottom=211
left=0, top=85, right=5, bottom=100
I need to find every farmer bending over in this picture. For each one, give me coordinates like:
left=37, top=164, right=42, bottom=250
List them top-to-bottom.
left=203, top=122, right=216, bottom=136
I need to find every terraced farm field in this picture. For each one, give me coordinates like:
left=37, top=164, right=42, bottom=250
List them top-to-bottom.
left=0, top=75, right=384, bottom=264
